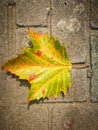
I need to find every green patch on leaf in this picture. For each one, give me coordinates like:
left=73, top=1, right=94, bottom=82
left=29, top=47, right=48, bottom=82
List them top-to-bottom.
left=1, top=29, right=72, bottom=103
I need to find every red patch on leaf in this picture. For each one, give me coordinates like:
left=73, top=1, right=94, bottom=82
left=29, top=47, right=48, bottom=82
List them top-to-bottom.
left=35, top=50, right=43, bottom=56
left=29, top=73, right=36, bottom=81
left=41, top=89, right=45, bottom=95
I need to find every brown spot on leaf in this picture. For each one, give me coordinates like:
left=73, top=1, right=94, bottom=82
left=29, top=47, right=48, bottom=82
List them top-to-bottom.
left=35, top=50, right=43, bottom=56
left=51, top=57, right=54, bottom=60
left=29, top=73, right=36, bottom=81
left=41, top=89, right=45, bottom=95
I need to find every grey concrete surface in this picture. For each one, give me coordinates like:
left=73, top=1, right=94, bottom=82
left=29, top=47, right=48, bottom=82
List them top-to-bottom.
left=0, top=0, right=98, bottom=130
left=51, top=0, right=87, bottom=63
left=91, top=0, right=98, bottom=28
left=91, top=35, right=98, bottom=101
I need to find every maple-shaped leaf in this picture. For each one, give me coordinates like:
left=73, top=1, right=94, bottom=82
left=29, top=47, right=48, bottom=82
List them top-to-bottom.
left=1, top=29, right=72, bottom=103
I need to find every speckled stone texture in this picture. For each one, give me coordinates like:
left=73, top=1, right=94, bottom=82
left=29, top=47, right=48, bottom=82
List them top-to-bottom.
left=0, top=0, right=8, bottom=65
left=16, top=0, right=50, bottom=26
left=51, top=0, right=87, bottom=63
left=91, top=0, right=98, bottom=28
left=91, top=35, right=98, bottom=101
left=0, top=104, right=49, bottom=130
left=51, top=104, right=98, bottom=130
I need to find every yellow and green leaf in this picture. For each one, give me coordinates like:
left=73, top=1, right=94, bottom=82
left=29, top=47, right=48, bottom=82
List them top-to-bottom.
left=1, top=29, right=72, bottom=103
